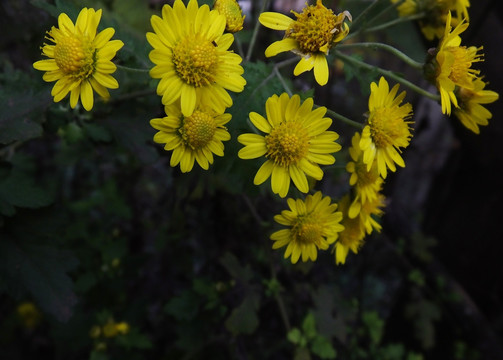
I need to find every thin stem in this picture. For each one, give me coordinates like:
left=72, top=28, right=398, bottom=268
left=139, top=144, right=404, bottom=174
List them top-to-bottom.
left=246, top=0, right=270, bottom=62
left=349, top=0, right=382, bottom=31
left=365, top=0, right=405, bottom=28
left=345, top=12, right=425, bottom=41
left=338, top=42, right=424, bottom=69
left=335, top=50, right=440, bottom=101
left=248, top=57, right=298, bottom=99
left=116, top=64, right=150, bottom=73
left=274, top=67, right=292, bottom=96
left=108, top=88, right=156, bottom=103
left=324, top=107, right=364, bottom=129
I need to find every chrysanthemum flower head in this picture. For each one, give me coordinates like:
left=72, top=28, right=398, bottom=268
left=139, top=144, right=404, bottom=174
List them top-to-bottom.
left=146, top=0, right=246, bottom=117
left=213, top=0, right=245, bottom=33
left=259, top=0, right=351, bottom=86
left=391, top=0, right=470, bottom=40
left=33, top=8, right=124, bottom=111
left=427, top=12, right=483, bottom=115
left=359, top=77, right=413, bottom=179
left=454, top=78, right=499, bottom=134
left=238, top=93, right=342, bottom=198
left=150, top=103, right=231, bottom=173
left=346, top=131, right=385, bottom=218
left=359, top=189, right=385, bottom=235
left=271, top=191, right=344, bottom=264
left=332, top=194, right=366, bottom=265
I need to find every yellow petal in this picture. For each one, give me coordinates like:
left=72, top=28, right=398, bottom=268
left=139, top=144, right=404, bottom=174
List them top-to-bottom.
left=259, top=12, right=293, bottom=30
left=265, top=38, right=297, bottom=57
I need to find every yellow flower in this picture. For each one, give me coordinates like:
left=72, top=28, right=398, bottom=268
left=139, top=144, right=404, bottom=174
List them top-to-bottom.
left=146, top=0, right=246, bottom=116
left=213, top=0, right=245, bottom=33
left=259, top=0, right=351, bottom=86
left=390, top=0, right=470, bottom=40
left=33, top=8, right=124, bottom=111
left=432, top=11, right=482, bottom=115
left=359, top=77, right=413, bottom=179
left=454, top=78, right=499, bottom=134
left=238, top=93, right=342, bottom=198
left=150, top=103, right=231, bottom=173
left=346, top=131, right=385, bottom=218
left=359, top=189, right=385, bottom=235
left=271, top=191, right=344, bottom=264
left=332, top=194, right=366, bottom=265
left=16, top=302, right=42, bottom=330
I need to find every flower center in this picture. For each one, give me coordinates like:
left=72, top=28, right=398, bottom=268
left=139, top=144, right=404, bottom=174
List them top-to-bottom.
left=214, top=0, right=245, bottom=33
left=288, top=0, right=338, bottom=54
left=53, top=33, right=94, bottom=78
left=173, top=34, right=218, bottom=87
left=447, top=46, right=481, bottom=84
left=369, top=107, right=412, bottom=149
left=180, top=110, right=217, bottom=149
left=265, top=121, right=309, bottom=167
left=355, top=160, right=379, bottom=186
left=292, top=214, right=323, bottom=245
left=338, top=217, right=363, bottom=247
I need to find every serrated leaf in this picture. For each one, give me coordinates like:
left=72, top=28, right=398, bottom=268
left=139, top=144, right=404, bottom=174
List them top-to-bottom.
left=0, top=168, right=53, bottom=214
left=0, top=237, right=78, bottom=322
left=219, top=252, right=253, bottom=283
left=164, top=290, right=201, bottom=321
left=224, top=292, right=260, bottom=335
left=302, top=312, right=317, bottom=340
left=311, top=335, right=337, bottom=359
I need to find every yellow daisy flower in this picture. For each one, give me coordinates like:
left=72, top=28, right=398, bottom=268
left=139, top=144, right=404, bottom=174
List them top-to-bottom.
left=146, top=0, right=246, bottom=117
left=213, top=0, right=245, bottom=33
left=259, top=0, right=351, bottom=86
left=391, top=0, right=470, bottom=40
left=33, top=8, right=124, bottom=111
left=431, top=11, right=482, bottom=115
left=359, top=77, right=413, bottom=179
left=454, top=78, right=499, bottom=134
left=237, top=93, right=342, bottom=198
left=150, top=103, right=231, bottom=173
left=346, top=131, right=385, bottom=218
left=359, top=189, right=385, bottom=235
left=271, top=191, right=344, bottom=264
left=332, top=194, right=366, bottom=265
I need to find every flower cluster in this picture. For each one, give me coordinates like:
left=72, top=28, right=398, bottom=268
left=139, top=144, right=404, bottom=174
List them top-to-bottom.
left=32, top=0, right=498, bottom=268
left=146, top=0, right=246, bottom=172
left=391, top=0, right=470, bottom=40
left=428, top=12, right=499, bottom=133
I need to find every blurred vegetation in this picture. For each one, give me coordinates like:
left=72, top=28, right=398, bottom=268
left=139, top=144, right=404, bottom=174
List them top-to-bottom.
left=0, top=0, right=501, bottom=359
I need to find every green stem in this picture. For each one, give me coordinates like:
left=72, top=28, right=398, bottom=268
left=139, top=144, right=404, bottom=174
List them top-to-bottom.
left=246, top=0, right=270, bottom=62
left=349, top=0, right=382, bottom=31
left=366, top=0, right=405, bottom=27
left=345, top=12, right=425, bottom=41
left=338, top=42, right=423, bottom=69
left=335, top=50, right=440, bottom=101
left=116, top=64, right=150, bottom=73
left=274, top=67, right=292, bottom=96
left=109, top=88, right=156, bottom=103
left=324, top=107, right=364, bottom=129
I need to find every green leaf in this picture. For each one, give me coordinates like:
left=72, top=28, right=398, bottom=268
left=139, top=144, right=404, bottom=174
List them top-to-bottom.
left=0, top=64, right=49, bottom=145
left=0, top=168, right=53, bottom=215
left=0, top=237, right=78, bottom=322
left=219, top=252, right=254, bottom=283
left=164, top=290, right=201, bottom=321
left=224, top=292, right=260, bottom=335
left=362, top=311, right=384, bottom=345
left=302, top=312, right=317, bottom=340
left=115, top=327, right=153, bottom=349
left=288, top=328, right=302, bottom=344
left=311, top=335, right=337, bottom=359
left=294, top=346, right=312, bottom=360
